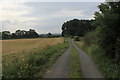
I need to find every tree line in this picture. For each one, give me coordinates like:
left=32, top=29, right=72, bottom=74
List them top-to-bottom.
left=61, top=19, right=95, bottom=37
left=0, top=29, right=60, bottom=39
left=1, top=29, right=39, bottom=39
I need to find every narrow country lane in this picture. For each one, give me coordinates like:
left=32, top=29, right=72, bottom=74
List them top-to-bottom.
left=43, top=40, right=104, bottom=78
left=43, top=40, right=72, bottom=78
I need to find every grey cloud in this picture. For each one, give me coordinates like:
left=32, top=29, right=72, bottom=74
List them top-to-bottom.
left=2, top=2, right=101, bottom=33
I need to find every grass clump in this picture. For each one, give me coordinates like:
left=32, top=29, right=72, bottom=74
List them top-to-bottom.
left=3, top=41, right=68, bottom=78
left=69, top=48, right=82, bottom=78
left=91, top=52, right=118, bottom=78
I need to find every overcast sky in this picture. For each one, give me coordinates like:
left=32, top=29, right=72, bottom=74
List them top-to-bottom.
left=0, top=2, right=102, bottom=34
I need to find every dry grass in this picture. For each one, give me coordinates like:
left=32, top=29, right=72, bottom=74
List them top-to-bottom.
left=2, top=37, right=68, bottom=78
left=75, top=37, right=84, bottom=48
left=2, top=38, right=64, bottom=54
left=2, top=38, right=64, bottom=72
left=76, top=41, right=83, bottom=47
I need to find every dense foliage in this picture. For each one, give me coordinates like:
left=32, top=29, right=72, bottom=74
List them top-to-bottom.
left=93, top=2, right=120, bottom=59
left=61, top=19, right=95, bottom=37
left=1, top=29, right=60, bottom=39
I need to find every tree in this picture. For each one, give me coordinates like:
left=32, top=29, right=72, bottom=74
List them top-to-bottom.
left=93, top=2, right=120, bottom=59
left=61, top=19, right=95, bottom=37
left=2, top=29, right=39, bottom=39
left=28, top=29, right=39, bottom=38
left=2, top=31, right=11, bottom=39
left=0, top=32, right=2, bottom=39
left=47, top=33, right=52, bottom=38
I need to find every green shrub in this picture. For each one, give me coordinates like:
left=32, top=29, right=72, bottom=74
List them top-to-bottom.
left=74, top=36, right=79, bottom=41
left=91, top=52, right=119, bottom=78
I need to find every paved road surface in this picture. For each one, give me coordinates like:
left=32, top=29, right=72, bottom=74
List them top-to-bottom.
left=43, top=40, right=104, bottom=78
left=43, top=40, right=72, bottom=78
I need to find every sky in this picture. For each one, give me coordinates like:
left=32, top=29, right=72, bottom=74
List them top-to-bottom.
left=0, top=2, right=102, bottom=34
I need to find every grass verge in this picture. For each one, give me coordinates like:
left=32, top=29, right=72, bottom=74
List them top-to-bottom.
left=3, top=41, right=68, bottom=78
left=76, top=41, right=119, bottom=78
left=69, top=47, right=82, bottom=78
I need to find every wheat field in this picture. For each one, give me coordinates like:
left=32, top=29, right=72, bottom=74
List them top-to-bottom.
left=2, top=38, right=64, bottom=54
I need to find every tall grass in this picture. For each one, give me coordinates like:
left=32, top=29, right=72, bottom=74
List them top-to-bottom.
left=76, top=39, right=119, bottom=78
left=3, top=41, right=68, bottom=78
left=69, top=48, right=82, bottom=78
left=91, top=51, right=118, bottom=78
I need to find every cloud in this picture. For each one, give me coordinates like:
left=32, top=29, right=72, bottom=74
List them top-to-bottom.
left=1, top=0, right=105, bottom=2
left=0, top=2, right=38, bottom=22
left=1, top=2, right=100, bottom=33
left=23, top=2, right=99, bottom=21
left=28, top=9, right=85, bottom=21
left=50, top=9, right=85, bottom=17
